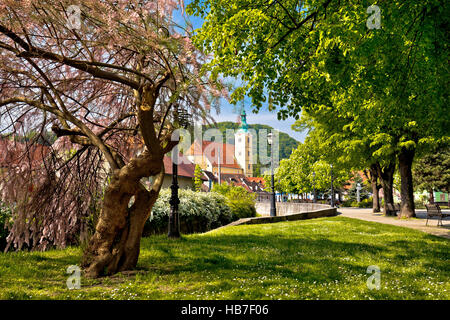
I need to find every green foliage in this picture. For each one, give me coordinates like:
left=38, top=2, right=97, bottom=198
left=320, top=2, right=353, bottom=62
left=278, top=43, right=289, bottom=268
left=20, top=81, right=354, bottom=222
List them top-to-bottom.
left=189, top=0, right=449, bottom=205
left=268, top=127, right=352, bottom=195
left=413, top=143, right=450, bottom=193
left=194, top=165, right=204, bottom=192
left=346, top=175, right=371, bottom=202
left=211, top=183, right=257, bottom=220
left=144, top=189, right=232, bottom=235
left=342, top=197, right=372, bottom=208
left=355, top=198, right=373, bottom=208
left=0, top=201, right=12, bottom=252
left=0, top=202, right=12, bottom=252
left=1, top=217, right=449, bottom=299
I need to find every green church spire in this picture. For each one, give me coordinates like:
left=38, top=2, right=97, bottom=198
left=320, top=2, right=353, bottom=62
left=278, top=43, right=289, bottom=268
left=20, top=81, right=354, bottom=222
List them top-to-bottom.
left=240, top=109, right=248, bottom=132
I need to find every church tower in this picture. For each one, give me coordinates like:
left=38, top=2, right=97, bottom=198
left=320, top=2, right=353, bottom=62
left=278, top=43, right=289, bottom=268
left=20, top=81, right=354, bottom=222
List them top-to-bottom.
left=235, top=109, right=253, bottom=177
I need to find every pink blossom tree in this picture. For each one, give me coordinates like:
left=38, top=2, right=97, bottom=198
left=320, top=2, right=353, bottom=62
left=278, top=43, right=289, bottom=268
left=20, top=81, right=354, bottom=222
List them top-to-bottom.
left=0, top=0, right=221, bottom=277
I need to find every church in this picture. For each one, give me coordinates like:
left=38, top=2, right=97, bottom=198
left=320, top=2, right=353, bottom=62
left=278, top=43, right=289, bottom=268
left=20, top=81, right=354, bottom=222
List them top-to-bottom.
left=184, top=109, right=270, bottom=200
left=186, top=109, right=254, bottom=178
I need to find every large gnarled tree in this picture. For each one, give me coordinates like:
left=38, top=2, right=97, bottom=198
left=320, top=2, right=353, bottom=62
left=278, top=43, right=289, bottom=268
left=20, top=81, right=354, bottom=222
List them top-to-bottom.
left=0, top=0, right=222, bottom=277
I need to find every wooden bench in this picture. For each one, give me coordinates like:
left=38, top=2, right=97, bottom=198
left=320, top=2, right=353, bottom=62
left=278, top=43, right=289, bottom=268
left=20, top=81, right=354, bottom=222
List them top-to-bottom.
left=386, top=203, right=400, bottom=216
left=425, top=203, right=450, bottom=226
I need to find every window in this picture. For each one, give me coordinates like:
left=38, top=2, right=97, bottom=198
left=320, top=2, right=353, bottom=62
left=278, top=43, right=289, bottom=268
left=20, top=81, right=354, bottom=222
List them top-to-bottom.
left=238, top=138, right=241, bottom=143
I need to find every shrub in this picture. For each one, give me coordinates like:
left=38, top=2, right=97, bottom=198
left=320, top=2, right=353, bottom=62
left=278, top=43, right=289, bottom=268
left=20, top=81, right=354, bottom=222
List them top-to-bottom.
left=211, top=183, right=257, bottom=220
left=144, top=189, right=232, bottom=235
left=342, top=197, right=373, bottom=208
left=355, top=197, right=373, bottom=208
left=341, top=199, right=353, bottom=207
left=414, top=201, right=425, bottom=209
left=0, top=202, right=12, bottom=252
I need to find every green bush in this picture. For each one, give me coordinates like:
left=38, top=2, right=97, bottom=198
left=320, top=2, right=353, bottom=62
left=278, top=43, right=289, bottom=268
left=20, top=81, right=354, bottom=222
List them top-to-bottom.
left=211, top=183, right=257, bottom=220
left=144, top=189, right=233, bottom=236
left=342, top=197, right=373, bottom=208
left=355, top=198, right=373, bottom=208
left=341, top=199, right=353, bottom=207
left=414, top=201, right=425, bottom=209
left=0, top=202, right=12, bottom=252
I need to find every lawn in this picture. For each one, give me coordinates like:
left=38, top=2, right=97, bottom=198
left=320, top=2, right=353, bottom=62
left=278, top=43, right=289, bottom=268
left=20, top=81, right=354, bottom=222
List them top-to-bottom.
left=0, top=216, right=448, bottom=300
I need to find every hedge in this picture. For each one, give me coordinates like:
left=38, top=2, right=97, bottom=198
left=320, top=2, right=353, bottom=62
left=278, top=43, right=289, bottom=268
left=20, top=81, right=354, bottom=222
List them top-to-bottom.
left=144, top=189, right=234, bottom=235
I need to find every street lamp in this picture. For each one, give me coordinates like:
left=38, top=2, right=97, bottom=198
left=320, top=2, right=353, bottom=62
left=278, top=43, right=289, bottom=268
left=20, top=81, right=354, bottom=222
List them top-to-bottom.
left=168, top=106, right=190, bottom=239
left=268, top=132, right=276, bottom=217
left=168, top=142, right=180, bottom=238
left=330, top=164, right=335, bottom=208
left=312, top=171, right=317, bottom=203
left=356, top=183, right=361, bottom=203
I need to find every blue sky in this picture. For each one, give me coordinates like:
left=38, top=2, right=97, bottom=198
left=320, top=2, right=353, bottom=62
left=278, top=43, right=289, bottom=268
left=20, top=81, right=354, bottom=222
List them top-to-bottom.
left=173, top=5, right=307, bottom=143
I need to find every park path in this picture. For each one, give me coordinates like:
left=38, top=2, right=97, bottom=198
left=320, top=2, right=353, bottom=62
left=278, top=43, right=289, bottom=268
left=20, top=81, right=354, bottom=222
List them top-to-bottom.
left=338, top=207, right=450, bottom=239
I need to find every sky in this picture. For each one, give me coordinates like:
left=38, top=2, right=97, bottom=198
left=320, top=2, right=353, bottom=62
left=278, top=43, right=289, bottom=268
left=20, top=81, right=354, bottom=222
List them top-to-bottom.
left=173, top=5, right=307, bottom=143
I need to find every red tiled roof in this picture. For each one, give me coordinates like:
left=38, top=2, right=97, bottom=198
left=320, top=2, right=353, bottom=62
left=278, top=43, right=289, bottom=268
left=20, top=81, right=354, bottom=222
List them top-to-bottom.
left=187, top=140, right=241, bottom=169
left=163, top=154, right=207, bottom=180
left=219, top=173, right=268, bottom=194
left=247, top=177, right=266, bottom=184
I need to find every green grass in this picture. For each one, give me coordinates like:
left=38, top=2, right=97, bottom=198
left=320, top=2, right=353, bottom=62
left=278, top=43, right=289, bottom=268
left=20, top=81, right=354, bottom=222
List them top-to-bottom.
left=0, top=216, right=448, bottom=300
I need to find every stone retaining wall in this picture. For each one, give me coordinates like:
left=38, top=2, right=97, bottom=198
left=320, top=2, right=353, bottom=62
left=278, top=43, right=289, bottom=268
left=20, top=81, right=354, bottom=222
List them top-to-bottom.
left=255, top=202, right=331, bottom=216
left=218, top=205, right=337, bottom=229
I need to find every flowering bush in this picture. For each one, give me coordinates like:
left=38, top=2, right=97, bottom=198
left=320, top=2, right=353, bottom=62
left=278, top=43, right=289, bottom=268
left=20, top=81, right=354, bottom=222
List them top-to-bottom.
left=211, top=183, right=257, bottom=220
left=144, top=189, right=233, bottom=235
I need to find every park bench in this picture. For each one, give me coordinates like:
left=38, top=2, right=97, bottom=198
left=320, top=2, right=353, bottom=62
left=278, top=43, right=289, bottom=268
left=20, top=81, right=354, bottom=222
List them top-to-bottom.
left=386, top=203, right=400, bottom=216
left=425, top=203, right=450, bottom=227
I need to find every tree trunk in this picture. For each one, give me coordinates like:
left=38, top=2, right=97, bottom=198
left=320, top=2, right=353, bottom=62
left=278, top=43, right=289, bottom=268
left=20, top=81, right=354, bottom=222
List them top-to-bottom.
left=398, top=148, right=416, bottom=218
left=81, top=153, right=165, bottom=278
left=377, top=162, right=396, bottom=216
left=369, top=164, right=381, bottom=213
left=429, top=190, right=434, bottom=204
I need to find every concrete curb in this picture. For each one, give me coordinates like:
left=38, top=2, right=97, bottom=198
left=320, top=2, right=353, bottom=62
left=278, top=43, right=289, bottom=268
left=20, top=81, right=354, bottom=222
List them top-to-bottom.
left=218, top=207, right=338, bottom=229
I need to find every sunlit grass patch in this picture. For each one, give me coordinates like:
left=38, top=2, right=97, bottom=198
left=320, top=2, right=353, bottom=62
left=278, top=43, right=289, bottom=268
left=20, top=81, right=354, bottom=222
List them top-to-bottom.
left=0, top=216, right=448, bottom=300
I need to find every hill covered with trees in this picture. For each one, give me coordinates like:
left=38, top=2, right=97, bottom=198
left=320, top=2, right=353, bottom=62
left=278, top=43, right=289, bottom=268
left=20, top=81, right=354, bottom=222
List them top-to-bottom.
left=201, top=121, right=299, bottom=176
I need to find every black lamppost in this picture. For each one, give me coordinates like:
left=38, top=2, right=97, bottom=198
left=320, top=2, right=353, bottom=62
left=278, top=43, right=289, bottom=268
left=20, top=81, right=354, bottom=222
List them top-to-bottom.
left=168, top=107, right=190, bottom=239
left=268, top=132, right=276, bottom=217
left=168, top=146, right=180, bottom=238
left=330, top=164, right=335, bottom=208
left=312, top=171, right=317, bottom=203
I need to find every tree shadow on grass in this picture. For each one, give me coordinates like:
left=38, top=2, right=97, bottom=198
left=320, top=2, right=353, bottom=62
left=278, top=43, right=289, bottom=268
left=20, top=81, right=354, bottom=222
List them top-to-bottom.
left=139, top=229, right=450, bottom=289
left=142, top=234, right=384, bottom=279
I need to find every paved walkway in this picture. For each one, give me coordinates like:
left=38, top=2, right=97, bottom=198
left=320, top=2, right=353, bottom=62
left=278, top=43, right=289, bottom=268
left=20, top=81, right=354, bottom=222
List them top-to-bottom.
left=338, top=207, right=450, bottom=239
